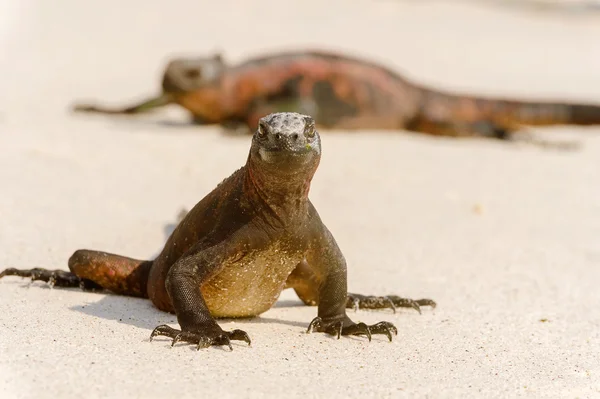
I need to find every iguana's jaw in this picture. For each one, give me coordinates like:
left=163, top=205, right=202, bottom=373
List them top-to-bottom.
left=257, top=145, right=318, bottom=165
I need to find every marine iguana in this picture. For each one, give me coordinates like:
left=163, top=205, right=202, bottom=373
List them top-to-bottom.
left=72, top=49, right=600, bottom=142
left=0, top=112, right=435, bottom=350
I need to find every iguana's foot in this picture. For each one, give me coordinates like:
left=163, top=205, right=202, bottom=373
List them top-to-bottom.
left=0, top=267, right=102, bottom=291
left=346, top=293, right=437, bottom=314
left=306, top=317, right=398, bottom=342
left=149, top=324, right=251, bottom=351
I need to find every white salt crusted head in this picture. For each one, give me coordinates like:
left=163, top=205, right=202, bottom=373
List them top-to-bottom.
left=253, top=112, right=321, bottom=161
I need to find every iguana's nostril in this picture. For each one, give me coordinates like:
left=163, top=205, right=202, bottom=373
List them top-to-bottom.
left=275, top=133, right=283, bottom=141
left=291, top=133, right=299, bottom=141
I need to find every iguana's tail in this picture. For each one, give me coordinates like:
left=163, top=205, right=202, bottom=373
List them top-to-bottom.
left=416, top=88, right=600, bottom=136
left=71, top=93, right=173, bottom=115
left=0, top=250, right=152, bottom=298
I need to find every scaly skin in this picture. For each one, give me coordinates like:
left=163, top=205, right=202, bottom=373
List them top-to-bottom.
left=72, top=49, right=600, bottom=143
left=0, top=112, right=435, bottom=351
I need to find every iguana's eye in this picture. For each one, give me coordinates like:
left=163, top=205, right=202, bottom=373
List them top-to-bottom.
left=184, top=68, right=201, bottom=80
left=303, top=116, right=316, bottom=138
left=305, top=125, right=316, bottom=138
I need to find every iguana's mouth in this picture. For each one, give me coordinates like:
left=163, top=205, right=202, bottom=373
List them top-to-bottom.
left=258, top=146, right=315, bottom=164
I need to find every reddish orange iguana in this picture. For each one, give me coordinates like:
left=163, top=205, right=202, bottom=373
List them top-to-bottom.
left=72, top=49, right=600, bottom=144
left=0, top=112, right=435, bottom=350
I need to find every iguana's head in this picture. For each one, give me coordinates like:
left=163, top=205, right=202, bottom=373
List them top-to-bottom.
left=161, top=53, right=226, bottom=94
left=248, top=112, right=322, bottom=187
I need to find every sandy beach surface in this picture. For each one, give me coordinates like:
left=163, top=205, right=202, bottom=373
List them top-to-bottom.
left=1, top=1, right=600, bottom=398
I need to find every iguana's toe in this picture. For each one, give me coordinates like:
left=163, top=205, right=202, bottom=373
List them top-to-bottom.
left=306, top=317, right=398, bottom=342
left=150, top=324, right=251, bottom=351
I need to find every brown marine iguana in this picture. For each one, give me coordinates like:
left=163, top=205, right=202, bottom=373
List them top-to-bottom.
left=72, top=49, right=600, bottom=142
left=0, top=112, right=435, bottom=350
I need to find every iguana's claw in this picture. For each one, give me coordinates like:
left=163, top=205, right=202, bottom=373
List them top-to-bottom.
left=306, top=317, right=396, bottom=342
left=369, top=321, right=398, bottom=342
left=343, top=322, right=372, bottom=342
left=150, top=324, right=251, bottom=351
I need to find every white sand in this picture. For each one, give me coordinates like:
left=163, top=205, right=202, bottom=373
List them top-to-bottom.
left=1, top=1, right=600, bottom=398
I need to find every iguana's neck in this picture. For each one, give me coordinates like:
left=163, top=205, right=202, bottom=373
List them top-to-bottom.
left=244, top=161, right=315, bottom=228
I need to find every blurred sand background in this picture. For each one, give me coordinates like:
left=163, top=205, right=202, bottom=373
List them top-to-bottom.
left=1, top=1, right=600, bottom=398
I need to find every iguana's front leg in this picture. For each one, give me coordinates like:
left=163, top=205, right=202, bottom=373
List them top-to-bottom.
left=302, top=219, right=398, bottom=342
left=149, top=240, right=251, bottom=351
